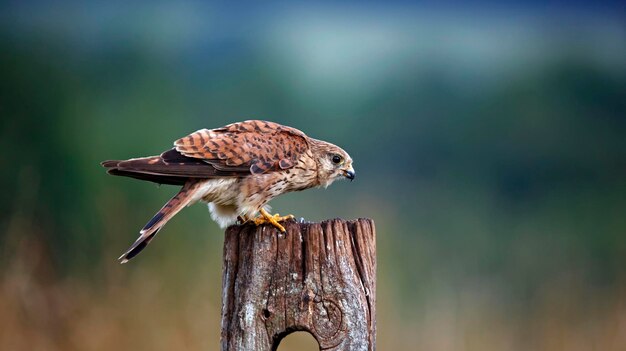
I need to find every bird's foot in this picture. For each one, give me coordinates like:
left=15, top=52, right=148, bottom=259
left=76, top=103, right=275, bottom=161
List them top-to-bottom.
left=253, top=208, right=295, bottom=232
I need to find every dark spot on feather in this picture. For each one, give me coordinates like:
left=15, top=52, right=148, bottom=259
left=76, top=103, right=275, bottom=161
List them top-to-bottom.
left=279, top=159, right=292, bottom=169
left=250, top=163, right=264, bottom=174
left=143, top=212, right=164, bottom=231
left=124, top=230, right=159, bottom=261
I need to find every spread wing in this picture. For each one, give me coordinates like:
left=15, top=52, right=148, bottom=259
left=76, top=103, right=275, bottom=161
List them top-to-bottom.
left=174, top=120, right=310, bottom=174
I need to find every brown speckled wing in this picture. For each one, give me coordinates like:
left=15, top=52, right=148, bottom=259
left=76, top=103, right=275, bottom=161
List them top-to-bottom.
left=174, top=120, right=310, bottom=174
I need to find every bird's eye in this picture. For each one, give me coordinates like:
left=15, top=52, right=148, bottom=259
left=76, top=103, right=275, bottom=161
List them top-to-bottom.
left=331, top=154, right=343, bottom=164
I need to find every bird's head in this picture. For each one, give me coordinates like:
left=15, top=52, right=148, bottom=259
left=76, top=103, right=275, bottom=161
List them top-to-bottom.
left=311, top=139, right=355, bottom=188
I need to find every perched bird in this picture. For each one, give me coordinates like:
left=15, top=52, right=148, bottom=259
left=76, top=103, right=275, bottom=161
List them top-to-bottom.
left=102, top=120, right=355, bottom=263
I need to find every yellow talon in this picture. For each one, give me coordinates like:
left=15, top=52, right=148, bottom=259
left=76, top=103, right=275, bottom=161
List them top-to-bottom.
left=253, top=208, right=295, bottom=232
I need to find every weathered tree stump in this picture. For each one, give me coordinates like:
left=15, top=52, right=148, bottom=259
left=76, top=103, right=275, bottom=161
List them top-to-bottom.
left=220, top=218, right=376, bottom=351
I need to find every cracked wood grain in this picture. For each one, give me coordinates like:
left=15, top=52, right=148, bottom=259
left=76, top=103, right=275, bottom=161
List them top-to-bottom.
left=220, top=218, right=376, bottom=351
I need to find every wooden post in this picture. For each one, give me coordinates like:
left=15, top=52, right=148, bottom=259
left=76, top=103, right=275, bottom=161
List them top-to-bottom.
left=220, top=218, right=376, bottom=351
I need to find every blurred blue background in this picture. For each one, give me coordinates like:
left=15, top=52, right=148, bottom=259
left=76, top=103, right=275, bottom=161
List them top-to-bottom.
left=1, top=1, right=625, bottom=350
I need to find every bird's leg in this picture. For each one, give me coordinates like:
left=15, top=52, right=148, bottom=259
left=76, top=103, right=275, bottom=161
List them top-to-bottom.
left=253, top=208, right=295, bottom=232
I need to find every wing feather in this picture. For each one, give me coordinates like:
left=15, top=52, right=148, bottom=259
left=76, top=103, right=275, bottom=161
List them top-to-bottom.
left=102, top=120, right=310, bottom=184
left=174, top=120, right=309, bottom=174
left=101, top=149, right=244, bottom=185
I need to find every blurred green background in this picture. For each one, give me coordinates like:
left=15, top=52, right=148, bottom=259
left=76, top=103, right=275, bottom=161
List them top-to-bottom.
left=1, top=2, right=625, bottom=350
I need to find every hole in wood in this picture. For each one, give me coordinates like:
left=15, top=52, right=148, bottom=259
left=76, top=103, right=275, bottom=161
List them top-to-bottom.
left=274, top=331, right=319, bottom=351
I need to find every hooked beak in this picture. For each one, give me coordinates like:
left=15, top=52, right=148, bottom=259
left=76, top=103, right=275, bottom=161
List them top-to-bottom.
left=343, top=166, right=356, bottom=181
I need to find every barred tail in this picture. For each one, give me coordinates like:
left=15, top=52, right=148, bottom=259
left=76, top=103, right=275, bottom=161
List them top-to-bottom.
left=118, top=180, right=203, bottom=263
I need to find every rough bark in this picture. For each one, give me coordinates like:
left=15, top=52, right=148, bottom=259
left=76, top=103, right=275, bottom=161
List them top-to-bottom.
left=220, top=218, right=376, bottom=351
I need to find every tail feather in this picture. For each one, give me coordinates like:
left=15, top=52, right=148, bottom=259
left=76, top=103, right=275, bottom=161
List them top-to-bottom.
left=118, top=180, right=204, bottom=263
left=118, top=230, right=160, bottom=264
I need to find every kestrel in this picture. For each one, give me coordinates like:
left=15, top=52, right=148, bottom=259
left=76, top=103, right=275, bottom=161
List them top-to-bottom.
left=102, top=120, right=355, bottom=263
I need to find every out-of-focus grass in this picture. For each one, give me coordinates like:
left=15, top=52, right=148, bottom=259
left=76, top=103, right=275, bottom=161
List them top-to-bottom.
left=1, top=2, right=626, bottom=350
left=3, top=183, right=626, bottom=350
left=0, top=218, right=221, bottom=351
left=2, top=228, right=626, bottom=351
